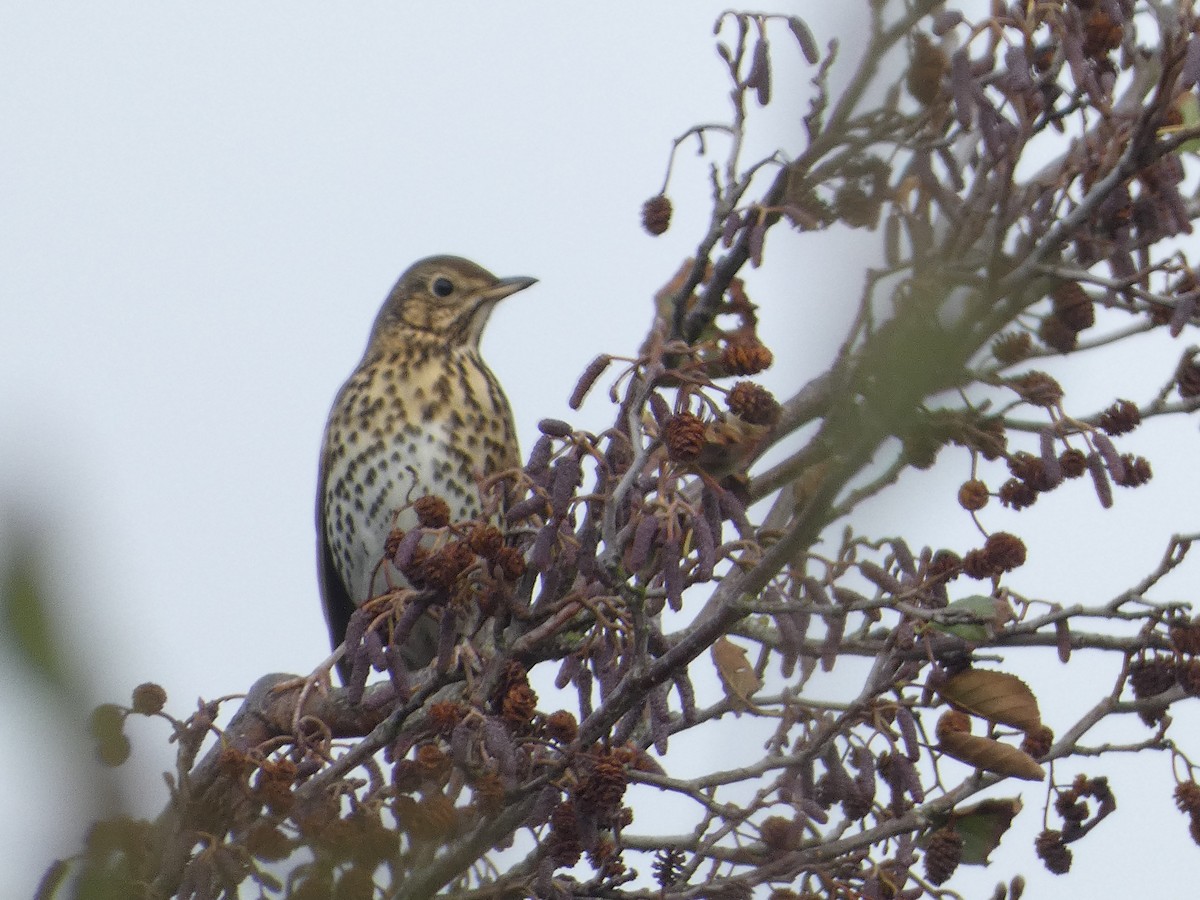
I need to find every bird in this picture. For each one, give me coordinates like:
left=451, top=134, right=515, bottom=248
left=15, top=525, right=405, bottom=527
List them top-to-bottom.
left=317, top=255, right=535, bottom=682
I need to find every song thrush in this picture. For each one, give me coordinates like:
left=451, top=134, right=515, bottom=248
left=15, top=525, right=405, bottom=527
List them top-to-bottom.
left=317, top=256, right=534, bottom=681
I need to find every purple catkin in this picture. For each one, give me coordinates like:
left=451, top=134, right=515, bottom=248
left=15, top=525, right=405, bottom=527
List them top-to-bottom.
left=930, top=9, right=963, bottom=34
left=787, top=15, right=820, bottom=63
left=748, top=38, right=771, bottom=105
left=950, top=49, right=975, bottom=128
left=721, top=209, right=744, bottom=248
left=748, top=220, right=766, bottom=267
left=1171, top=294, right=1197, bottom=338
left=569, top=354, right=612, bottom=410
left=647, top=391, right=672, bottom=426
left=537, top=418, right=573, bottom=438
left=1040, top=428, right=1062, bottom=485
left=1092, top=432, right=1126, bottom=483
left=525, top=434, right=555, bottom=474
left=1087, top=451, right=1114, bottom=509
left=550, top=456, right=583, bottom=519
left=716, top=486, right=752, bottom=534
left=701, top=487, right=723, bottom=545
left=506, top=493, right=548, bottom=525
left=691, top=513, right=716, bottom=581
left=626, top=514, right=660, bottom=572
left=576, top=517, right=599, bottom=580
left=530, top=522, right=558, bottom=573
left=393, top=528, right=424, bottom=570
left=662, top=537, right=684, bottom=611
left=891, top=539, right=916, bottom=575
left=859, top=561, right=901, bottom=593
left=802, top=576, right=832, bottom=608
left=831, top=585, right=869, bottom=607
left=392, top=597, right=424, bottom=652
left=342, top=606, right=369, bottom=662
left=435, top=607, right=457, bottom=671
left=775, top=611, right=802, bottom=678
left=821, top=611, right=845, bottom=672
left=364, top=629, right=388, bottom=671
left=347, top=641, right=371, bottom=705
left=593, top=642, right=618, bottom=700
left=385, top=645, right=409, bottom=695
left=555, top=654, right=580, bottom=690
left=574, top=665, right=594, bottom=720
left=673, top=671, right=696, bottom=725
left=649, top=683, right=671, bottom=755
left=611, top=704, right=641, bottom=747
left=482, top=717, right=518, bottom=779
left=450, top=720, right=474, bottom=769
left=852, top=745, right=877, bottom=806
left=823, top=746, right=853, bottom=795
left=893, top=753, right=924, bottom=802
left=526, top=786, right=562, bottom=830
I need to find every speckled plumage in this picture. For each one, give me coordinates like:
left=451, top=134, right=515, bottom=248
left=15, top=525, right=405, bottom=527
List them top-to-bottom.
left=317, top=256, right=533, bottom=680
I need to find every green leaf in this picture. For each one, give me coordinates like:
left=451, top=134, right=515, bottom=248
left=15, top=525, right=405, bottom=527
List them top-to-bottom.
left=1168, top=93, right=1200, bottom=154
left=2, top=536, right=69, bottom=691
left=928, top=594, right=997, bottom=643
left=953, top=798, right=1023, bottom=866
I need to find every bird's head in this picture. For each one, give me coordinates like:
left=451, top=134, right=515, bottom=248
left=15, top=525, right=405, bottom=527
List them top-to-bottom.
left=367, top=255, right=536, bottom=350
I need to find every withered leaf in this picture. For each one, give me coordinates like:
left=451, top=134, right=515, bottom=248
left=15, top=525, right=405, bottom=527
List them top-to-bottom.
left=711, top=636, right=762, bottom=711
left=936, top=668, right=1042, bottom=731
left=938, top=731, right=1044, bottom=781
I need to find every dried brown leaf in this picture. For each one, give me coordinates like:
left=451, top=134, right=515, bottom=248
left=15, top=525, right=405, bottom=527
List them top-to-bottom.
left=711, top=636, right=762, bottom=711
left=936, top=669, right=1042, bottom=731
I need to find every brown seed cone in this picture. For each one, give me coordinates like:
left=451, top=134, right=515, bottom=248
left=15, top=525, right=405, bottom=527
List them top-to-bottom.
left=1082, top=8, right=1123, bottom=58
left=907, top=32, right=948, bottom=104
left=641, top=194, right=673, bottom=236
left=1051, top=281, right=1096, bottom=331
left=1038, top=314, right=1078, bottom=353
left=992, top=331, right=1033, bottom=364
left=720, top=340, right=775, bottom=376
left=1178, top=358, right=1200, bottom=398
left=1008, top=371, right=1064, bottom=407
left=727, top=381, right=781, bottom=426
left=1097, top=399, right=1141, bottom=436
left=663, top=413, right=707, bottom=462
left=1058, top=448, right=1088, bottom=478
left=1114, top=454, right=1152, bottom=487
left=998, top=478, right=1038, bottom=511
left=957, top=479, right=989, bottom=511
left=414, top=495, right=451, bottom=528
left=467, top=524, right=505, bottom=559
left=984, top=531, right=1027, bottom=571
left=418, top=541, right=475, bottom=590
left=493, top=545, right=527, bottom=580
left=926, top=549, right=962, bottom=583
left=1170, top=620, right=1200, bottom=655
left=1129, top=655, right=1177, bottom=698
left=1177, top=658, right=1200, bottom=696
left=131, top=682, right=168, bottom=715
left=428, top=701, right=466, bottom=736
left=545, top=710, right=579, bottom=744
left=1021, top=724, right=1055, bottom=760
left=1175, top=781, right=1200, bottom=816
left=549, top=802, right=583, bottom=865
left=759, top=815, right=798, bottom=851
left=923, top=825, right=964, bottom=885
left=1035, top=829, right=1072, bottom=875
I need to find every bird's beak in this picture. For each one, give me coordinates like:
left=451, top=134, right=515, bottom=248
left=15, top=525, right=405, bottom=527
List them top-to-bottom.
left=482, top=276, right=538, bottom=303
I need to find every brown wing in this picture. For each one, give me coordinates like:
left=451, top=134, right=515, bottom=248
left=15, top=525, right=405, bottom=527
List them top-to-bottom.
left=316, top=434, right=357, bottom=684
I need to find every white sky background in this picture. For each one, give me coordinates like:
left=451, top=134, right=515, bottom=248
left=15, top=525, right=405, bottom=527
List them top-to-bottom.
left=2, top=3, right=1199, bottom=897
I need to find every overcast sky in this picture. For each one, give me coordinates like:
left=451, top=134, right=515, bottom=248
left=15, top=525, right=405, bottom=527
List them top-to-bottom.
left=3, top=4, right=1199, bottom=898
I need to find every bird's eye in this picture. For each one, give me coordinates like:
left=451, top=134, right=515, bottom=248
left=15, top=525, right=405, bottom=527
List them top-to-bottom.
left=431, top=277, right=454, bottom=298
